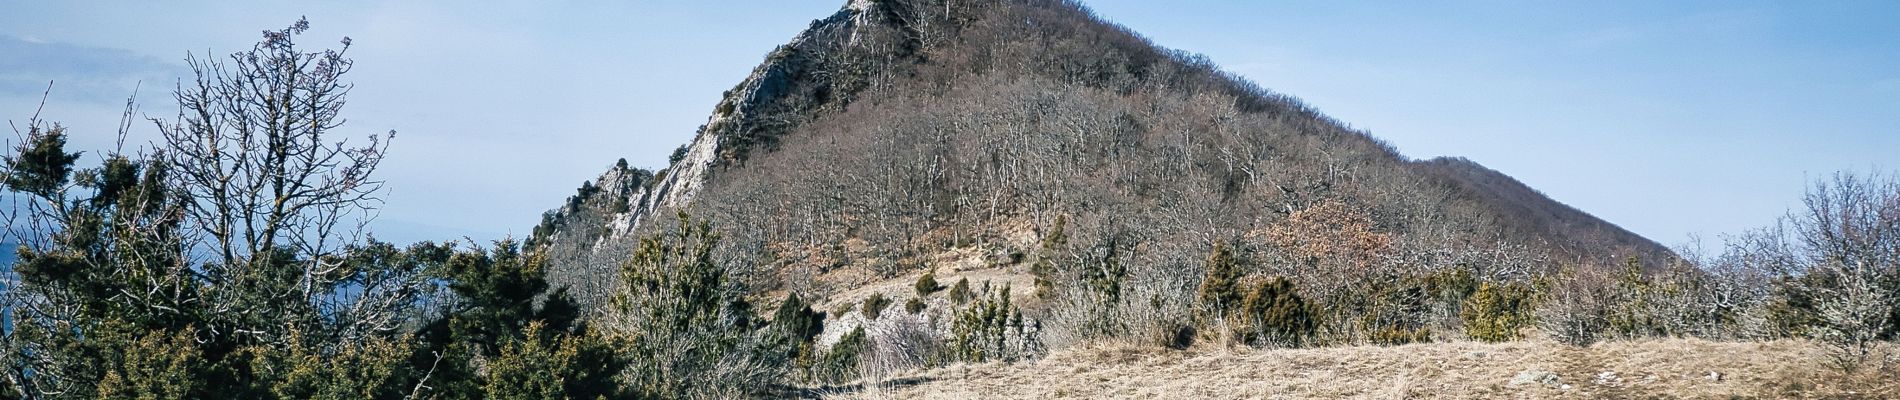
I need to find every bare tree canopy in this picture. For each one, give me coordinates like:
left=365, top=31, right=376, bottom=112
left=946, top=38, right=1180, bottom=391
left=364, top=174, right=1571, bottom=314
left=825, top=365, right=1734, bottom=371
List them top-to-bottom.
left=157, top=17, right=391, bottom=269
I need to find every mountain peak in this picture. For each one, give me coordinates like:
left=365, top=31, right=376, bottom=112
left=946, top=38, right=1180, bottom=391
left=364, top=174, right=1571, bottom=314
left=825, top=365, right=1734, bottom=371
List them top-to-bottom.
left=536, top=0, right=1672, bottom=309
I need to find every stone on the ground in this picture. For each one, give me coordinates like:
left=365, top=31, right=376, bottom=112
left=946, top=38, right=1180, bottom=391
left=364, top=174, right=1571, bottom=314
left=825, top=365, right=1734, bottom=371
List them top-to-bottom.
left=1509, top=369, right=1562, bottom=388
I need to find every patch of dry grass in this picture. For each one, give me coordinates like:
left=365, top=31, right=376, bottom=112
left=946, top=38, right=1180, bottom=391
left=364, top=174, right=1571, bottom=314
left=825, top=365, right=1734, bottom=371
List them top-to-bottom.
left=838, top=339, right=1896, bottom=399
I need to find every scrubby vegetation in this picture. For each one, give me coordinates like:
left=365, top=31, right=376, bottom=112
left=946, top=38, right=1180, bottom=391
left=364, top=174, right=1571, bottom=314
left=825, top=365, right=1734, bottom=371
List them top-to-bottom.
left=5, top=0, right=1893, bottom=398
left=642, top=1, right=1895, bottom=393
left=0, top=20, right=829, bottom=399
left=915, top=269, right=944, bottom=297
left=948, top=277, right=973, bottom=304
left=1461, top=282, right=1535, bottom=342
left=947, top=285, right=1040, bottom=363
left=861, top=293, right=893, bottom=320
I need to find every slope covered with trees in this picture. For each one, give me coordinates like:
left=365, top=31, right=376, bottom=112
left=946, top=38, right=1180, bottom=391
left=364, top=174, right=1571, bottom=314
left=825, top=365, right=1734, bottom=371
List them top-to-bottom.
left=531, top=0, right=1896, bottom=393
left=536, top=0, right=1676, bottom=343
left=5, top=1, right=1894, bottom=398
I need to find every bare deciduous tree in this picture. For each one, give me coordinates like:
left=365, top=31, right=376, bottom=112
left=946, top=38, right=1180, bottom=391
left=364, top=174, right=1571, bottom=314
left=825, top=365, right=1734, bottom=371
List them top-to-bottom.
left=153, top=17, right=398, bottom=345
left=160, top=17, right=389, bottom=269
left=1794, top=172, right=1900, bottom=371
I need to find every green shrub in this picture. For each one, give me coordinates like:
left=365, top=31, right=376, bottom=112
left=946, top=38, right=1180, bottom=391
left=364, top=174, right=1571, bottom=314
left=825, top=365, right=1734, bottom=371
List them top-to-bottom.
left=713, top=97, right=737, bottom=115
left=669, top=144, right=691, bottom=165
left=609, top=195, right=632, bottom=214
left=610, top=213, right=795, bottom=398
left=1031, top=215, right=1068, bottom=298
left=1197, top=241, right=1244, bottom=318
left=1605, top=257, right=1666, bottom=338
left=1425, top=267, right=1481, bottom=310
left=916, top=269, right=944, bottom=297
left=1338, top=274, right=1440, bottom=347
left=1764, top=275, right=1822, bottom=337
left=949, top=277, right=973, bottom=304
left=1236, top=277, right=1319, bottom=347
left=1462, top=282, right=1535, bottom=342
left=948, top=285, right=1037, bottom=362
left=768, top=293, right=827, bottom=376
left=771, top=293, right=826, bottom=341
left=863, top=293, right=893, bottom=320
left=906, top=297, right=928, bottom=314
left=483, top=323, right=626, bottom=400
left=812, top=326, right=867, bottom=384
left=1367, top=326, right=1432, bottom=346
left=94, top=328, right=205, bottom=400
left=258, top=333, right=429, bottom=400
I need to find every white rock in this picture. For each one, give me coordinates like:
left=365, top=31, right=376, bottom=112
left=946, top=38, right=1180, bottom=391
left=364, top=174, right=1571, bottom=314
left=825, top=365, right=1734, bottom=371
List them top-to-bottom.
left=1509, top=369, right=1561, bottom=388
left=1593, top=371, right=1619, bottom=386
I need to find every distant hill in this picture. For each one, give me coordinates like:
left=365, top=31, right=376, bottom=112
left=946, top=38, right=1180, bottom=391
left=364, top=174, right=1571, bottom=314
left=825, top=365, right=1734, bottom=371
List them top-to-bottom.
left=531, top=0, right=1674, bottom=308
left=1411, top=157, right=1668, bottom=264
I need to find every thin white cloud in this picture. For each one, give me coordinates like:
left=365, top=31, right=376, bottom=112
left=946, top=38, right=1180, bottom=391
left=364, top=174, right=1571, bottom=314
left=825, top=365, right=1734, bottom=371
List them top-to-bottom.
left=1565, top=6, right=1769, bottom=51
left=1568, top=26, right=1644, bottom=50
left=0, top=35, right=181, bottom=104
left=1873, top=78, right=1900, bottom=93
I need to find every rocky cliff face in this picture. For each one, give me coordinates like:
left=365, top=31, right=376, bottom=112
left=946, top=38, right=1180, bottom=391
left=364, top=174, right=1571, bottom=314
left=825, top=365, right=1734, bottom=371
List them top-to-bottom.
left=533, top=0, right=921, bottom=306
left=603, top=0, right=906, bottom=239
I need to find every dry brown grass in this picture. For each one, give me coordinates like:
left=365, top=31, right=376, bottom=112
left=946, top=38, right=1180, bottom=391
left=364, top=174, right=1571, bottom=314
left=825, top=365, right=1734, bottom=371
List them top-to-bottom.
left=834, top=338, right=1897, bottom=399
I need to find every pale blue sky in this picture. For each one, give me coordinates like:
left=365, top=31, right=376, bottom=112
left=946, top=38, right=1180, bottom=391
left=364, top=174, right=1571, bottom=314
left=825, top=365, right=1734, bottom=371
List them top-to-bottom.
left=2, top=1, right=1895, bottom=249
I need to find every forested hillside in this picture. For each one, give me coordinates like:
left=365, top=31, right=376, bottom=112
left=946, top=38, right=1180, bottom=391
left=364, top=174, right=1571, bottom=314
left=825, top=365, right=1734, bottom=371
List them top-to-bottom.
left=526, top=0, right=1895, bottom=395
left=530, top=0, right=1689, bottom=352
left=534, top=0, right=1672, bottom=313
